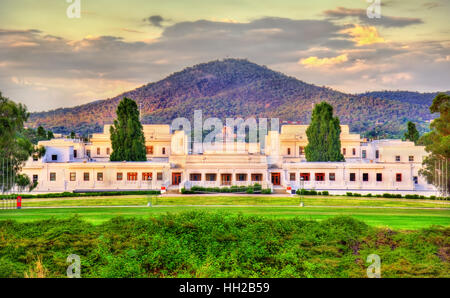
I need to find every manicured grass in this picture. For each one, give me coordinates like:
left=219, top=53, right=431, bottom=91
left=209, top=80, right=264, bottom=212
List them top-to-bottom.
left=16, top=195, right=450, bottom=208
left=0, top=205, right=449, bottom=229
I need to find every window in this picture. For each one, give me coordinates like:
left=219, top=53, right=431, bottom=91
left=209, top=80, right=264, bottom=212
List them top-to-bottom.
left=146, top=146, right=153, bottom=155
left=299, top=146, right=304, bottom=155
left=162, top=147, right=166, bottom=155
left=97, top=148, right=100, bottom=155
left=106, top=148, right=110, bottom=155
left=287, top=148, right=291, bottom=155
left=343, top=148, right=346, bottom=155
left=352, top=148, right=356, bottom=156
left=73, top=150, right=77, bottom=158
left=86, top=150, right=91, bottom=158
left=362, top=150, right=366, bottom=159
left=375, top=150, right=379, bottom=159
left=51, top=154, right=57, bottom=161
left=32, top=155, right=38, bottom=161
left=395, top=155, right=400, bottom=162
left=409, top=155, right=414, bottom=162
left=49, top=172, right=56, bottom=181
left=70, top=172, right=76, bottom=181
left=83, top=172, right=90, bottom=181
left=97, top=172, right=103, bottom=181
left=117, top=172, right=123, bottom=181
left=127, top=172, right=138, bottom=181
left=142, top=172, right=152, bottom=181
left=157, top=172, right=163, bottom=181
left=189, top=173, right=201, bottom=181
left=236, top=173, right=247, bottom=181
left=289, top=173, right=296, bottom=181
left=300, top=173, right=310, bottom=181
left=315, top=173, right=325, bottom=181
left=329, top=173, right=335, bottom=181
left=350, top=173, right=356, bottom=182
left=363, top=173, right=369, bottom=182
left=376, top=173, right=382, bottom=182
left=396, top=173, right=402, bottom=182
left=206, top=174, right=217, bottom=181
left=251, top=174, right=262, bottom=181
left=32, top=175, right=38, bottom=183
left=413, top=176, right=418, bottom=184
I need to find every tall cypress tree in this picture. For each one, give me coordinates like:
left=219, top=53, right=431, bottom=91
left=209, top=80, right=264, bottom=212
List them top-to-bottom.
left=110, top=97, right=146, bottom=161
left=305, top=102, right=345, bottom=162
left=404, top=121, right=420, bottom=144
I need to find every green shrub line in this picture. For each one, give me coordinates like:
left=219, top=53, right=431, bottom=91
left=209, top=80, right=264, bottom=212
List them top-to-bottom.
left=181, top=183, right=272, bottom=194
left=296, top=189, right=449, bottom=200
left=10, top=190, right=161, bottom=199
left=0, top=212, right=448, bottom=278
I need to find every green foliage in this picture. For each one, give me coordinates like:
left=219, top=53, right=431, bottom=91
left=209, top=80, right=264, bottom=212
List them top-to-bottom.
left=419, top=93, right=450, bottom=194
left=110, top=97, right=147, bottom=161
left=305, top=102, right=344, bottom=162
left=404, top=121, right=420, bottom=143
left=187, top=184, right=262, bottom=194
left=0, top=213, right=447, bottom=278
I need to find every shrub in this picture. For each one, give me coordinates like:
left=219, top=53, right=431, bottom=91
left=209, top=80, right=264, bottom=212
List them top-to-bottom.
left=261, top=189, right=272, bottom=194
left=321, top=191, right=329, bottom=196
left=346, top=192, right=353, bottom=197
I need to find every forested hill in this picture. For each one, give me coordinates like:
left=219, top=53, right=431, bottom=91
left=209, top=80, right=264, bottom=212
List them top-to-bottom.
left=27, top=59, right=438, bottom=137
left=358, top=91, right=448, bottom=106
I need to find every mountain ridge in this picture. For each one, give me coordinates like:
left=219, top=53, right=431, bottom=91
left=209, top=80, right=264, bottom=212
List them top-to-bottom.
left=27, top=59, right=440, bottom=137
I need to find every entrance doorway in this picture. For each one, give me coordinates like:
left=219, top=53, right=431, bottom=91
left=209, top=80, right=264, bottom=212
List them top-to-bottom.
left=172, top=172, right=181, bottom=185
left=271, top=173, right=281, bottom=185
left=221, top=174, right=232, bottom=185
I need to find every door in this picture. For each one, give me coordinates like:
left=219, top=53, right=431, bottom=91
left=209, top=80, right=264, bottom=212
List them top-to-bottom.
left=172, top=172, right=181, bottom=185
left=271, top=173, right=280, bottom=185
left=221, top=174, right=232, bottom=185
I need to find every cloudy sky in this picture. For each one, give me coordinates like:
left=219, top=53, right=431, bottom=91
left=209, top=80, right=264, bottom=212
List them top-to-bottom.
left=0, top=0, right=449, bottom=111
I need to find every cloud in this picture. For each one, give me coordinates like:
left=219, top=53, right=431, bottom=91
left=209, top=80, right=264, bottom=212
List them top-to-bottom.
left=324, top=7, right=423, bottom=28
left=144, top=15, right=166, bottom=27
left=0, top=17, right=448, bottom=111
left=340, top=24, right=385, bottom=46
left=299, top=54, right=348, bottom=67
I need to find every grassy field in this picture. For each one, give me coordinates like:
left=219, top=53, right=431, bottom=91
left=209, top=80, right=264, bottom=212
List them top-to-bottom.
left=11, top=194, right=450, bottom=208
left=0, top=205, right=449, bottom=229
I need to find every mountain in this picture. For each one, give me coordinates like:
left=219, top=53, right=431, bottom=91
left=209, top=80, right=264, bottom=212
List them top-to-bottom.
left=27, top=59, right=438, bottom=137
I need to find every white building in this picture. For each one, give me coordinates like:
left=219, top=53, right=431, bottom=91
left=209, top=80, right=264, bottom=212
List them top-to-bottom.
left=21, top=124, right=437, bottom=195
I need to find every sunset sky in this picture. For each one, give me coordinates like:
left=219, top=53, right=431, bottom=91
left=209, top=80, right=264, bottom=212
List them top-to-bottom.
left=0, top=0, right=449, bottom=111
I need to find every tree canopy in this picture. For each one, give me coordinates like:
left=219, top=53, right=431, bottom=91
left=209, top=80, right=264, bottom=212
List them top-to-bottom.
left=0, top=92, right=39, bottom=191
left=419, top=93, right=450, bottom=194
left=110, top=97, right=147, bottom=161
left=305, top=102, right=345, bottom=162
left=404, top=121, right=420, bottom=143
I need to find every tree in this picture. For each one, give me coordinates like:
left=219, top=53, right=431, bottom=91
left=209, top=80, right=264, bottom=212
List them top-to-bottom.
left=0, top=92, right=37, bottom=192
left=419, top=93, right=450, bottom=195
left=110, top=97, right=146, bottom=161
left=305, top=102, right=345, bottom=162
left=404, top=121, right=419, bottom=143
left=37, top=126, right=46, bottom=139
left=47, top=130, right=54, bottom=139
left=70, top=131, right=76, bottom=139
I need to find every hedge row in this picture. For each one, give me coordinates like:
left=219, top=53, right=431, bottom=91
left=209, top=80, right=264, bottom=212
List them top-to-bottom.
left=181, top=184, right=271, bottom=194
left=296, top=189, right=448, bottom=200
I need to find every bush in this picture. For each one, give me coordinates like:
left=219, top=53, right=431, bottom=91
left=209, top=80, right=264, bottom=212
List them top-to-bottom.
left=261, top=189, right=272, bottom=194
left=19, top=190, right=160, bottom=199
left=321, top=191, right=329, bottom=196
left=346, top=192, right=353, bottom=197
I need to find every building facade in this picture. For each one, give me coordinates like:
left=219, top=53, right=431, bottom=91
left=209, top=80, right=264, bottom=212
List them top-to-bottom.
left=21, top=124, right=437, bottom=195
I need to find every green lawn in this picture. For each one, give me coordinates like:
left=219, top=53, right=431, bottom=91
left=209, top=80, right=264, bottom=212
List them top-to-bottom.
left=14, top=194, right=450, bottom=208
left=0, top=205, right=449, bottom=229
